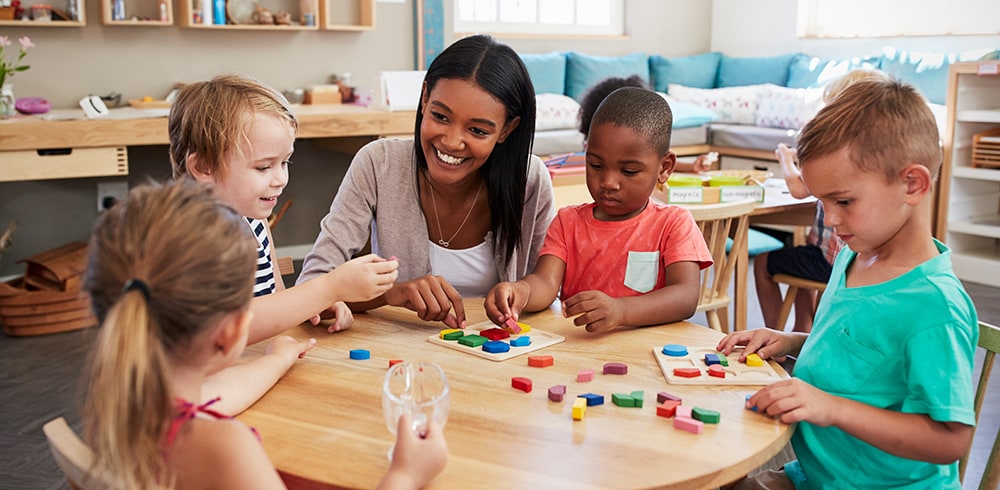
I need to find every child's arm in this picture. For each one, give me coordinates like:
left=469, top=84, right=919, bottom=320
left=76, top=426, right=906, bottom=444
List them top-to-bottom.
left=775, top=143, right=810, bottom=199
left=247, top=255, right=398, bottom=344
left=484, top=255, right=566, bottom=325
left=561, top=260, right=701, bottom=333
left=716, top=328, right=809, bottom=361
left=202, top=335, right=316, bottom=415
left=749, top=379, right=974, bottom=464
left=377, top=414, right=448, bottom=490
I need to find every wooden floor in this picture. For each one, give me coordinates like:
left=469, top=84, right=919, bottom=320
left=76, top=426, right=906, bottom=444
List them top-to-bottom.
left=3, top=263, right=999, bottom=489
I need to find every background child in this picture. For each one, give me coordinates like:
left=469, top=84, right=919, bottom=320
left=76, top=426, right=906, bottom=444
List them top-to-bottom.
left=754, top=69, right=890, bottom=333
left=718, top=78, right=977, bottom=489
left=485, top=87, right=712, bottom=333
left=82, top=180, right=447, bottom=489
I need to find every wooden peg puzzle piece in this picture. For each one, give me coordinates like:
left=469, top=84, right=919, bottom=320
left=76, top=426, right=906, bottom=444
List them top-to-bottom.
left=503, top=317, right=523, bottom=334
left=426, top=321, right=564, bottom=361
left=480, top=327, right=510, bottom=341
left=439, top=328, right=464, bottom=340
left=458, top=334, right=487, bottom=347
left=509, top=336, right=531, bottom=347
left=483, top=340, right=510, bottom=353
left=662, top=344, right=688, bottom=357
left=652, top=346, right=788, bottom=385
left=349, top=349, right=370, bottom=360
left=704, top=353, right=721, bottom=365
left=745, top=353, right=764, bottom=367
left=527, top=355, right=553, bottom=367
left=388, top=359, right=403, bottom=367
left=602, top=362, right=628, bottom=375
left=708, top=364, right=726, bottom=378
left=673, top=367, right=701, bottom=378
left=577, top=369, right=594, bottom=382
left=511, top=377, right=532, bottom=393
left=548, top=384, right=566, bottom=402
left=630, top=390, right=644, bottom=408
left=657, top=391, right=682, bottom=404
left=578, top=393, right=604, bottom=406
left=612, top=393, right=635, bottom=407
left=572, top=397, right=587, bottom=420
left=656, top=400, right=681, bottom=418
left=676, top=405, right=692, bottom=419
left=691, top=407, right=720, bottom=424
left=674, top=416, right=704, bottom=434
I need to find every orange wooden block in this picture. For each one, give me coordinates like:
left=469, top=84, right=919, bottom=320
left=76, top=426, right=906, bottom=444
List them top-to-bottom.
left=528, top=355, right=554, bottom=367
left=388, top=359, right=403, bottom=367
left=673, top=367, right=701, bottom=378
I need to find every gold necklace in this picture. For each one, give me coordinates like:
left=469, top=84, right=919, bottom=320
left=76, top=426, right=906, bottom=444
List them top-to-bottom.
left=425, top=174, right=484, bottom=248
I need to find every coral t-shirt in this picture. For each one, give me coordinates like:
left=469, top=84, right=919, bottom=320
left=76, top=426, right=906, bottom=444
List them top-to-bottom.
left=540, top=200, right=713, bottom=300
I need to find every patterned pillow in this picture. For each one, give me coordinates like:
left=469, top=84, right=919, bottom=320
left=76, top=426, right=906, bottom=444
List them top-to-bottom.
left=667, top=83, right=767, bottom=125
left=755, top=85, right=824, bottom=130
left=535, top=93, right=581, bottom=131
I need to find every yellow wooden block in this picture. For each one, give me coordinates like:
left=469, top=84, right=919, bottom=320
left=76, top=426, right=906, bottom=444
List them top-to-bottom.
left=516, top=322, right=532, bottom=334
left=439, top=328, right=462, bottom=339
left=746, top=353, right=764, bottom=367
left=572, top=397, right=587, bottom=420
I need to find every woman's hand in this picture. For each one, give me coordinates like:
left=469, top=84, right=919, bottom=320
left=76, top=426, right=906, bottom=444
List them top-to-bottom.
left=383, top=275, right=466, bottom=329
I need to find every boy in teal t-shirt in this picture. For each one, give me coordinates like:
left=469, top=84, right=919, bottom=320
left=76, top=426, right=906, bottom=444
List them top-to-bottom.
left=717, top=78, right=978, bottom=489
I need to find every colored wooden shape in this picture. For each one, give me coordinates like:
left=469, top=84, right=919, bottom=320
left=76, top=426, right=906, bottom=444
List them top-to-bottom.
left=503, top=317, right=522, bottom=334
left=515, top=322, right=531, bottom=334
left=480, top=327, right=510, bottom=341
left=439, top=328, right=463, bottom=340
left=457, top=334, right=488, bottom=347
left=509, top=336, right=531, bottom=347
left=483, top=340, right=510, bottom=353
left=662, top=344, right=688, bottom=357
left=349, top=349, right=370, bottom=360
left=704, top=353, right=721, bottom=365
left=746, top=353, right=764, bottom=367
left=527, top=355, right=554, bottom=367
left=718, top=355, right=729, bottom=367
left=388, top=359, right=403, bottom=367
left=603, top=362, right=628, bottom=375
left=708, top=364, right=726, bottom=378
left=673, top=367, right=701, bottom=378
left=577, top=369, right=594, bottom=382
left=511, top=377, right=532, bottom=393
left=548, top=384, right=567, bottom=402
left=630, top=391, right=644, bottom=408
left=657, top=391, right=682, bottom=404
left=579, top=393, right=604, bottom=406
left=612, top=393, right=635, bottom=408
left=746, top=394, right=759, bottom=412
left=572, top=397, right=587, bottom=420
left=656, top=400, right=681, bottom=418
left=676, top=405, right=692, bottom=419
left=692, top=407, right=721, bottom=424
left=674, top=416, right=704, bottom=434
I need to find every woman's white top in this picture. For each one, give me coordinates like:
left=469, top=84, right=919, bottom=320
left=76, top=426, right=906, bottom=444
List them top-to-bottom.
left=428, top=235, right=499, bottom=298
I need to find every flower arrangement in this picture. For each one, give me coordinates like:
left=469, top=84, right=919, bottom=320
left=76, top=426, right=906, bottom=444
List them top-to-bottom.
left=0, top=35, right=32, bottom=88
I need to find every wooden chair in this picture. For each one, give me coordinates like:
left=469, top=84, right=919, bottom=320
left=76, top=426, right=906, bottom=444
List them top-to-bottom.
left=689, top=200, right=756, bottom=333
left=772, top=273, right=827, bottom=331
left=960, top=321, right=999, bottom=490
left=43, top=417, right=116, bottom=490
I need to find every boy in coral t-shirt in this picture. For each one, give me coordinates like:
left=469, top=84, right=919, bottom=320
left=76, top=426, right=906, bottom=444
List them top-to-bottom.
left=485, top=87, right=712, bottom=333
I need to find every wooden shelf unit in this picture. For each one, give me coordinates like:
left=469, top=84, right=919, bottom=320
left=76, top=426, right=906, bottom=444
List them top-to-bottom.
left=0, top=0, right=85, bottom=25
left=101, top=0, right=173, bottom=25
left=322, top=0, right=372, bottom=30
left=936, top=61, right=1000, bottom=287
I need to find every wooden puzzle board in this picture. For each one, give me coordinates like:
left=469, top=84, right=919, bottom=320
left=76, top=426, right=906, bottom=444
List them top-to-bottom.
left=427, top=320, right=564, bottom=362
left=651, top=346, right=789, bottom=385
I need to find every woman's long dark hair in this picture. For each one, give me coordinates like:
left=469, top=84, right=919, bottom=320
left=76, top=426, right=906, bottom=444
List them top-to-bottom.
left=414, top=34, right=536, bottom=264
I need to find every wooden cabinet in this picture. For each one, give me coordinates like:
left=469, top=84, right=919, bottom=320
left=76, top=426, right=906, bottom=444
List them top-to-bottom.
left=0, top=0, right=85, bottom=25
left=936, top=61, right=1000, bottom=287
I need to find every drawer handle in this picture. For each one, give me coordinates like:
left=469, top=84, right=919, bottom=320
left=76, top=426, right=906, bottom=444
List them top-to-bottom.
left=37, top=148, right=72, bottom=156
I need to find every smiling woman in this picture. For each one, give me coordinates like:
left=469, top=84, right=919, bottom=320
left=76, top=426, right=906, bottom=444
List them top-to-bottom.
left=297, top=34, right=555, bottom=329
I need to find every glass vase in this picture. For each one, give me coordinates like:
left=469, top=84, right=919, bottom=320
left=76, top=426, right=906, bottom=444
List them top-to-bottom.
left=0, top=84, right=15, bottom=119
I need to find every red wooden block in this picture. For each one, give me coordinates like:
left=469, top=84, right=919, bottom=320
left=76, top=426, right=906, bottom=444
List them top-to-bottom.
left=481, top=327, right=510, bottom=341
left=528, top=355, right=554, bottom=368
left=388, top=359, right=403, bottom=368
left=603, top=362, right=628, bottom=375
left=708, top=364, right=726, bottom=378
left=673, top=367, right=701, bottom=378
left=577, top=369, right=594, bottom=382
left=511, top=376, right=533, bottom=393
left=548, top=384, right=566, bottom=402
left=656, top=400, right=681, bottom=418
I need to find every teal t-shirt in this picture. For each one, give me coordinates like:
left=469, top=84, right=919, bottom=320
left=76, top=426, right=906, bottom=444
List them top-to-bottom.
left=791, top=240, right=978, bottom=489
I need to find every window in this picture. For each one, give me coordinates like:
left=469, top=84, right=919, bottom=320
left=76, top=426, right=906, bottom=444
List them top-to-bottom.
left=454, top=0, right=624, bottom=37
left=798, top=0, right=1000, bottom=38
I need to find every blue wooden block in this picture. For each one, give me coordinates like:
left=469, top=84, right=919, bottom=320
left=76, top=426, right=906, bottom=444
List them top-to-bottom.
left=509, top=336, right=531, bottom=347
left=482, top=340, right=511, bottom=353
left=662, top=344, right=688, bottom=357
left=349, top=349, right=370, bottom=360
left=704, top=353, right=721, bottom=365
left=578, top=393, right=605, bottom=406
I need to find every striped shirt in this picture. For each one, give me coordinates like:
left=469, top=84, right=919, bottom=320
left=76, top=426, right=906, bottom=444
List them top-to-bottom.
left=246, top=218, right=276, bottom=297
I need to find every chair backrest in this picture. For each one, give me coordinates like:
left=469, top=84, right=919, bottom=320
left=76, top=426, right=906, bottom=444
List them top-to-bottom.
left=687, top=200, right=756, bottom=333
left=960, top=321, right=999, bottom=490
left=43, top=417, right=118, bottom=490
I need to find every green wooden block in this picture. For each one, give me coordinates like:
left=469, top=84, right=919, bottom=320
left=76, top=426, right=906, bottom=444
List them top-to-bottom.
left=442, top=330, right=465, bottom=341
left=458, top=334, right=487, bottom=347
left=718, top=355, right=729, bottom=367
left=630, top=390, right=644, bottom=408
left=612, top=393, right=635, bottom=407
left=692, top=407, right=721, bottom=424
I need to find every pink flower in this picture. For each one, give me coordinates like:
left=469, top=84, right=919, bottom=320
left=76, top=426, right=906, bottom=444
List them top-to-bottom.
left=0, top=37, right=10, bottom=48
left=18, top=37, right=32, bottom=49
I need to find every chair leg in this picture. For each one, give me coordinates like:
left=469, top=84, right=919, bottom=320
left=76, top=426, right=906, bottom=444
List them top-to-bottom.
left=775, top=285, right=799, bottom=331
left=707, top=311, right=721, bottom=332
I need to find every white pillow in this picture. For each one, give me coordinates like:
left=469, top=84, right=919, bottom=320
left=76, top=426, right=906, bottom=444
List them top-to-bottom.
left=667, top=83, right=768, bottom=125
left=755, top=85, right=824, bottom=130
left=535, top=93, right=581, bottom=131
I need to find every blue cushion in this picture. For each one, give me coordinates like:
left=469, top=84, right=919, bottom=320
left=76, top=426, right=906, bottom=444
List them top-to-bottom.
left=879, top=48, right=996, bottom=105
left=520, top=51, right=567, bottom=95
left=565, top=52, right=649, bottom=101
left=649, top=52, right=722, bottom=91
left=716, top=53, right=802, bottom=88
left=786, top=55, right=882, bottom=89
left=666, top=99, right=718, bottom=129
left=726, top=229, right=785, bottom=257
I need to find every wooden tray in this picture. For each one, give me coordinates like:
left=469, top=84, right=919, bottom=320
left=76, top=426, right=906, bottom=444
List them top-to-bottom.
left=128, top=99, right=172, bottom=109
left=972, top=127, right=1000, bottom=169
left=427, top=320, right=564, bottom=362
left=651, top=345, right=788, bottom=385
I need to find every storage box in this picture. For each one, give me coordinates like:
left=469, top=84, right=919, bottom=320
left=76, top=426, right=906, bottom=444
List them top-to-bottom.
left=304, top=84, right=342, bottom=104
left=972, top=127, right=1000, bottom=169
left=0, top=147, right=128, bottom=182
left=654, top=182, right=765, bottom=204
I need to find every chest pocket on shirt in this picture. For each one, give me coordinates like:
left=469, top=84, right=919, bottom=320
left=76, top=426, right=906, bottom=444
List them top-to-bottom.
left=624, top=251, right=659, bottom=294
left=815, top=328, right=882, bottom=395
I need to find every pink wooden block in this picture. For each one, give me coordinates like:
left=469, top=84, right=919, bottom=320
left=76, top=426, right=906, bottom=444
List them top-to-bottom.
left=504, top=317, right=523, bottom=334
left=708, top=364, right=726, bottom=378
left=577, top=369, right=594, bottom=382
left=548, top=384, right=567, bottom=402
left=676, top=405, right=692, bottom=419
left=674, top=416, right=704, bottom=434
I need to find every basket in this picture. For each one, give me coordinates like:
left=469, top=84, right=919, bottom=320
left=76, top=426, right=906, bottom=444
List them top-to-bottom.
left=0, top=6, right=15, bottom=19
left=972, top=127, right=1000, bottom=169
left=706, top=169, right=772, bottom=186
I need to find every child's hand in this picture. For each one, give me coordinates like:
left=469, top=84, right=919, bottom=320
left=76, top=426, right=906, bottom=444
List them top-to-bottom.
left=775, top=143, right=809, bottom=198
left=691, top=151, right=718, bottom=173
left=328, top=254, right=399, bottom=303
left=383, top=275, right=466, bottom=329
left=484, top=281, right=528, bottom=325
left=562, top=290, right=624, bottom=333
left=321, top=301, right=353, bottom=333
left=716, top=329, right=801, bottom=362
left=264, top=335, right=317, bottom=364
left=747, top=378, right=841, bottom=426
left=382, top=414, right=448, bottom=489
